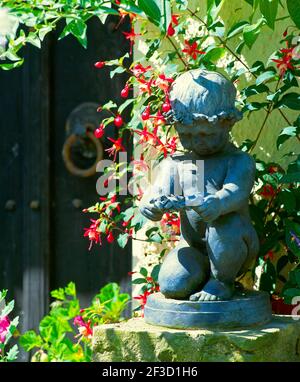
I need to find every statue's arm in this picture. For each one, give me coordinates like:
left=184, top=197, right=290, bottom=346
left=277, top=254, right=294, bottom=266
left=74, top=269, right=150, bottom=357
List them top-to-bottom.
left=215, top=153, right=256, bottom=215
left=139, top=157, right=180, bottom=221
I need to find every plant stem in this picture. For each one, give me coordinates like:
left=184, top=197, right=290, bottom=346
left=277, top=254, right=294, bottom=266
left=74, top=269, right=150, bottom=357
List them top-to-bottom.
left=166, top=36, right=189, bottom=69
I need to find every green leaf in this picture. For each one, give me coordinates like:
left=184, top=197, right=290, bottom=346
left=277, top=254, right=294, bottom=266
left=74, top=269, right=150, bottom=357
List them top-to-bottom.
left=137, top=0, right=161, bottom=27
left=259, top=0, right=279, bottom=29
left=287, top=0, right=300, bottom=28
left=61, top=19, right=87, bottom=48
left=243, top=19, right=264, bottom=48
left=227, top=20, right=249, bottom=39
left=26, top=33, right=41, bottom=48
left=202, top=47, right=226, bottom=62
left=0, top=59, right=24, bottom=71
left=110, top=66, right=126, bottom=79
left=255, top=70, right=276, bottom=86
left=276, top=92, right=300, bottom=110
left=118, top=98, right=134, bottom=115
left=102, top=101, right=118, bottom=110
left=277, top=126, right=300, bottom=149
left=279, top=172, right=300, bottom=183
left=278, top=189, right=296, bottom=213
left=131, top=211, right=148, bottom=231
left=117, top=233, right=129, bottom=248
left=259, top=260, right=276, bottom=293
left=151, top=264, right=160, bottom=281
left=140, top=267, right=148, bottom=277
left=132, top=278, right=147, bottom=284
left=65, top=282, right=76, bottom=297
left=50, top=288, right=65, bottom=300
left=0, top=300, right=14, bottom=318
left=20, top=331, right=43, bottom=352
left=6, top=344, right=19, bottom=362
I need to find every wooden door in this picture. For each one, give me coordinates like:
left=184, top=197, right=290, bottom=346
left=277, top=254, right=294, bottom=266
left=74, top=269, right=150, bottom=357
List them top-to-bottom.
left=0, top=16, right=132, bottom=360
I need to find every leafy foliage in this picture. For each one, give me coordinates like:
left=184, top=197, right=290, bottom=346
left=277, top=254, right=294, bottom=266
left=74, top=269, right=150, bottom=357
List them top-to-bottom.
left=20, top=282, right=129, bottom=362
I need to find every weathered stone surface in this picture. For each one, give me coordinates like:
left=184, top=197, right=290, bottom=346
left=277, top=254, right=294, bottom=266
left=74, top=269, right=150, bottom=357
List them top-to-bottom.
left=92, top=317, right=300, bottom=362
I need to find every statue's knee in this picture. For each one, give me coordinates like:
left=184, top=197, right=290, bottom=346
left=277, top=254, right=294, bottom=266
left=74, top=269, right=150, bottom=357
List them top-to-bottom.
left=158, top=245, right=209, bottom=299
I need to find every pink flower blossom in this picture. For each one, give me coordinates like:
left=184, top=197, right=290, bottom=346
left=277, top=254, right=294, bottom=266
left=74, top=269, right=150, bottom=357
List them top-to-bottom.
left=0, top=316, right=10, bottom=343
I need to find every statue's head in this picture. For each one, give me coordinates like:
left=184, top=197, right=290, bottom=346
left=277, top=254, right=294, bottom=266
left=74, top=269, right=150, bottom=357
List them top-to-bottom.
left=168, top=69, right=242, bottom=155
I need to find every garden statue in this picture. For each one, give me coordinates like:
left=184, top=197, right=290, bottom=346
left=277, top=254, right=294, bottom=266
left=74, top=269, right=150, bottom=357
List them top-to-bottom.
left=140, top=69, right=272, bottom=328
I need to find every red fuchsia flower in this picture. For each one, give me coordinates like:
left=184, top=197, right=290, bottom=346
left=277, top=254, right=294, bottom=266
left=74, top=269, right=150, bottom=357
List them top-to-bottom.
left=167, top=14, right=179, bottom=36
left=122, top=27, right=141, bottom=55
left=182, top=40, right=205, bottom=60
left=272, top=48, right=296, bottom=77
left=94, top=61, right=105, bottom=69
left=131, top=63, right=153, bottom=78
left=155, top=74, right=174, bottom=93
left=137, top=77, right=154, bottom=95
left=121, top=84, right=130, bottom=98
left=142, top=105, right=151, bottom=120
left=114, top=115, right=123, bottom=127
left=94, top=123, right=105, bottom=139
left=134, top=126, right=157, bottom=146
left=165, top=136, right=178, bottom=155
left=106, top=137, right=125, bottom=161
left=268, top=165, right=279, bottom=174
left=103, top=173, right=115, bottom=188
left=259, top=184, right=276, bottom=199
left=99, top=194, right=121, bottom=214
left=83, top=219, right=101, bottom=250
left=107, top=231, right=115, bottom=243
left=263, top=250, right=275, bottom=262
left=134, top=290, right=151, bottom=316
left=0, top=316, right=10, bottom=343
left=74, top=316, right=93, bottom=339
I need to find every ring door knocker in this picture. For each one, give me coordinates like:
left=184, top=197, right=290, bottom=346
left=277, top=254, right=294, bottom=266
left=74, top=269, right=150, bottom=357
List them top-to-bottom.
left=62, top=102, right=104, bottom=178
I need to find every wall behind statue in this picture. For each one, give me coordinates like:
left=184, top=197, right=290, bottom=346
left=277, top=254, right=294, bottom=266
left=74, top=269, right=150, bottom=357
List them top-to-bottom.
left=131, top=0, right=298, bottom=296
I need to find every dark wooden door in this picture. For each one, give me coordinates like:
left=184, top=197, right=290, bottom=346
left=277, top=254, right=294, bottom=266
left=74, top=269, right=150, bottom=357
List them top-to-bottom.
left=0, top=16, right=132, bottom=359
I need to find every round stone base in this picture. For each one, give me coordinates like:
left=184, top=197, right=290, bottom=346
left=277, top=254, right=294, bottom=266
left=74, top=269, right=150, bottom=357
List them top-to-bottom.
left=144, top=291, right=272, bottom=329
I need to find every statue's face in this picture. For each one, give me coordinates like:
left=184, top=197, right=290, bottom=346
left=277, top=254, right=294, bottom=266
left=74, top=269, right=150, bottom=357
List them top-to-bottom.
left=176, top=120, right=231, bottom=156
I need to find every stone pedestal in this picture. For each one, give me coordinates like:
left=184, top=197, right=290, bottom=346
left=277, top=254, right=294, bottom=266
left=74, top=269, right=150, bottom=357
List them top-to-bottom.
left=144, top=291, right=272, bottom=329
left=92, top=317, right=300, bottom=362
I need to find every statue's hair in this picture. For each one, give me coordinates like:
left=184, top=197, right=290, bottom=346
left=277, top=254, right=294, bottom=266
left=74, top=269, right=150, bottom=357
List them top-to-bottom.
left=167, top=69, right=243, bottom=125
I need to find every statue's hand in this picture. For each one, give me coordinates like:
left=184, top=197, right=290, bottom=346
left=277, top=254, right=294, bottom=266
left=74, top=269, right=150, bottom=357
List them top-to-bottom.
left=194, top=195, right=222, bottom=222
left=140, top=203, right=164, bottom=221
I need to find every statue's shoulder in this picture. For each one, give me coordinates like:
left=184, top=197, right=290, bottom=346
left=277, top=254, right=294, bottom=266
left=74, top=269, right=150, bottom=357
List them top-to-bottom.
left=229, top=150, right=256, bottom=172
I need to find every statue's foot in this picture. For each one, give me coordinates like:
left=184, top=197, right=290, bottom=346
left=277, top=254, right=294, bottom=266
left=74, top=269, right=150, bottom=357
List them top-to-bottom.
left=189, top=278, right=234, bottom=301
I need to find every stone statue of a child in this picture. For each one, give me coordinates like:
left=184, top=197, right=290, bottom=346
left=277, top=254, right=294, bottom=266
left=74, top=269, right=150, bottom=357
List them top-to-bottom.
left=140, top=69, right=259, bottom=301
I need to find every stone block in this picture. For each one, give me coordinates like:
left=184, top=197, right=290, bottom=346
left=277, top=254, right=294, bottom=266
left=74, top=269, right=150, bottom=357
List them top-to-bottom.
left=92, top=317, right=300, bottom=362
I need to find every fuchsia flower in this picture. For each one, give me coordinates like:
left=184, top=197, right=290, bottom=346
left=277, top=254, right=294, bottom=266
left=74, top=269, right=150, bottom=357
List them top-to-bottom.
left=167, top=14, right=179, bottom=36
left=122, top=28, right=141, bottom=54
left=182, top=40, right=205, bottom=60
left=272, top=48, right=295, bottom=78
left=132, top=63, right=152, bottom=78
left=154, top=74, right=174, bottom=93
left=106, top=137, right=125, bottom=161
left=259, top=184, right=276, bottom=199
left=83, top=219, right=101, bottom=250
left=134, top=290, right=151, bottom=316
left=0, top=316, right=10, bottom=343
left=74, top=316, right=93, bottom=339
